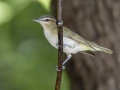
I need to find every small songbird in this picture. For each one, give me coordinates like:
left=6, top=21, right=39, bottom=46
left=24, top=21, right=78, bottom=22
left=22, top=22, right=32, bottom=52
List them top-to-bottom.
left=33, top=15, right=112, bottom=69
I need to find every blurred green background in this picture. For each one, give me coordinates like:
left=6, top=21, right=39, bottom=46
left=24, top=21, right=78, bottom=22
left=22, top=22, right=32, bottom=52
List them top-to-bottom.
left=0, top=0, right=69, bottom=90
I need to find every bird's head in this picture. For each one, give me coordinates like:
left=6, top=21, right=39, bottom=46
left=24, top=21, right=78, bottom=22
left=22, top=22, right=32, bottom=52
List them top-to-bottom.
left=33, top=15, right=56, bottom=29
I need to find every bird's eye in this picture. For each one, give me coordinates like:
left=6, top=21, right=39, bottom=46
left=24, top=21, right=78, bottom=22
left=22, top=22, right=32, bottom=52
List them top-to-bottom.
left=46, top=19, right=49, bottom=22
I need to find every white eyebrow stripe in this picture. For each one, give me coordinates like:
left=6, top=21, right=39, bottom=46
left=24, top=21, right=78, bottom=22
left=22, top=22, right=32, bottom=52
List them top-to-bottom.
left=40, top=17, right=55, bottom=21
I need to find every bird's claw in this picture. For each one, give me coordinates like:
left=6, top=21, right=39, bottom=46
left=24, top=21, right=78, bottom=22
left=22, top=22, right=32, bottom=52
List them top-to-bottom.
left=56, top=21, right=63, bottom=27
left=56, top=43, right=62, bottom=47
left=56, top=43, right=75, bottom=48
left=64, top=44, right=75, bottom=48
left=69, top=45, right=75, bottom=48
left=56, top=65, right=65, bottom=71
left=62, top=66, right=65, bottom=69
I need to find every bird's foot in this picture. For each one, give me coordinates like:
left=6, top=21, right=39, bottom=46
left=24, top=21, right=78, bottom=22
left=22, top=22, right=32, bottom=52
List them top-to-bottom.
left=56, top=21, right=63, bottom=27
left=56, top=43, right=62, bottom=47
left=56, top=43, right=75, bottom=48
left=64, top=44, right=75, bottom=48
left=56, top=65, right=65, bottom=71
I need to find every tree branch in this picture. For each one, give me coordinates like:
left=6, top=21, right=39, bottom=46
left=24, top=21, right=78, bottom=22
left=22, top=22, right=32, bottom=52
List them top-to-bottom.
left=55, top=0, right=63, bottom=90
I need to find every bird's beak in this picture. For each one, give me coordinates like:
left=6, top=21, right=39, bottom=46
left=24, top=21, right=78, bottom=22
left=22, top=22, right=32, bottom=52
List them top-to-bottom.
left=33, top=19, right=39, bottom=22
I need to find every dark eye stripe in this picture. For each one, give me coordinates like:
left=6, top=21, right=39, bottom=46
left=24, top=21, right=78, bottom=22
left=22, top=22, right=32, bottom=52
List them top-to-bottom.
left=46, top=19, right=49, bottom=22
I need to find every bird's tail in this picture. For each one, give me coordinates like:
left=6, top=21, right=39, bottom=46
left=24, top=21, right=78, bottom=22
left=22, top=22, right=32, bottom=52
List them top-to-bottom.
left=87, top=41, right=113, bottom=54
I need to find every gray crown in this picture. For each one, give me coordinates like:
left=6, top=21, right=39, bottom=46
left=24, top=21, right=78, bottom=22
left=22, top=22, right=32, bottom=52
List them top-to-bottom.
left=39, top=15, right=55, bottom=20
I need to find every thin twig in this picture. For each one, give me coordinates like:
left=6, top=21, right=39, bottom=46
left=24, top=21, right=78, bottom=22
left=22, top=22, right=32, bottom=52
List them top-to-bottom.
left=55, top=0, right=63, bottom=90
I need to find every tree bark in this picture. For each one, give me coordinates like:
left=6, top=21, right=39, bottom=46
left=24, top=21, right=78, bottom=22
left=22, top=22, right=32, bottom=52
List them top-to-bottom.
left=52, top=0, right=120, bottom=90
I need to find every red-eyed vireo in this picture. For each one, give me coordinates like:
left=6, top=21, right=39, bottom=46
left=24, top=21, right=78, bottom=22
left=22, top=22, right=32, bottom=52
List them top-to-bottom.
left=33, top=15, right=112, bottom=69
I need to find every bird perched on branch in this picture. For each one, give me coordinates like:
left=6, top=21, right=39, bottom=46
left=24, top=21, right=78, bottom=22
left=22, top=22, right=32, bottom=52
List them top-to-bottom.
left=33, top=15, right=113, bottom=69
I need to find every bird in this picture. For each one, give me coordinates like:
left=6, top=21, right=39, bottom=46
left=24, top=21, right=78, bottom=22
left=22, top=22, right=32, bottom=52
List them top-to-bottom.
left=33, top=15, right=113, bottom=69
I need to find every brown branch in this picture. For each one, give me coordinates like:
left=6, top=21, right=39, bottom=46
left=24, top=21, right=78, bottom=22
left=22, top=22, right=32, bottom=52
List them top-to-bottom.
left=55, top=0, right=63, bottom=90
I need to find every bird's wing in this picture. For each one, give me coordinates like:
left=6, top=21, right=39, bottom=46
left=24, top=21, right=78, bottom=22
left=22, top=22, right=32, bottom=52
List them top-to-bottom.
left=63, top=26, right=96, bottom=50
left=80, top=51, right=95, bottom=57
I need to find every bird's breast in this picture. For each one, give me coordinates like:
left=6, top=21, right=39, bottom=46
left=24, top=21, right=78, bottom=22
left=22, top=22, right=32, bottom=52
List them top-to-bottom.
left=44, top=29, right=58, bottom=48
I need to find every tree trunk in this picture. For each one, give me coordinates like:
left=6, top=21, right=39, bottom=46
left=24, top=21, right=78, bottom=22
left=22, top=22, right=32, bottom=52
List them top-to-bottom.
left=52, top=0, right=120, bottom=90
